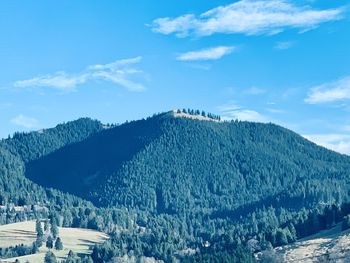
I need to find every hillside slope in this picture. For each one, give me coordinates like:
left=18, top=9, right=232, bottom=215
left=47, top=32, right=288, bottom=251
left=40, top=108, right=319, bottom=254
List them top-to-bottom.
left=3, top=112, right=350, bottom=261
left=26, top=112, right=350, bottom=213
left=26, top=115, right=163, bottom=195
left=2, top=117, right=103, bottom=163
left=0, top=118, right=103, bottom=218
left=0, top=220, right=108, bottom=263
left=274, top=223, right=350, bottom=262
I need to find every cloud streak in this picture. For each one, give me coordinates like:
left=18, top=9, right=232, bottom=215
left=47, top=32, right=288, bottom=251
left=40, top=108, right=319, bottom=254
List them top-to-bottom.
left=152, top=0, right=344, bottom=37
left=274, top=41, right=294, bottom=50
left=176, top=46, right=235, bottom=61
left=14, top=57, right=146, bottom=92
left=15, top=72, right=88, bottom=91
left=305, top=77, right=350, bottom=104
left=246, top=87, right=266, bottom=95
left=218, top=103, right=270, bottom=123
left=11, top=114, right=39, bottom=129
left=304, top=134, right=350, bottom=155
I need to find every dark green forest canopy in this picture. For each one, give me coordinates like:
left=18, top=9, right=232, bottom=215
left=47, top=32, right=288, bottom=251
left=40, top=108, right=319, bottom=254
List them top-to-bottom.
left=2, top=111, right=350, bottom=262
left=25, top=112, right=350, bottom=215
left=0, top=117, right=103, bottom=208
left=2, top=117, right=103, bottom=162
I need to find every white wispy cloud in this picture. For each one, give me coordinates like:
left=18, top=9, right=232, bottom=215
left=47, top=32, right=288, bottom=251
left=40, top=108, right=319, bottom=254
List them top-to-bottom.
left=152, top=0, right=344, bottom=37
left=274, top=41, right=294, bottom=50
left=176, top=46, right=235, bottom=61
left=14, top=57, right=146, bottom=92
left=87, top=57, right=142, bottom=71
left=186, top=63, right=212, bottom=71
left=15, top=72, right=88, bottom=91
left=305, top=76, right=350, bottom=104
left=246, top=87, right=266, bottom=95
left=0, top=102, right=13, bottom=109
left=218, top=103, right=270, bottom=122
left=266, top=108, right=286, bottom=114
left=11, top=114, right=39, bottom=129
left=341, top=125, right=350, bottom=132
left=304, top=134, right=350, bottom=155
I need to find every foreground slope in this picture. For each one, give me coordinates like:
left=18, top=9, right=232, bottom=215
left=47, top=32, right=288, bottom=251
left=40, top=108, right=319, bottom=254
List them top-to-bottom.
left=0, top=221, right=108, bottom=263
left=274, top=223, right=350, bottom=262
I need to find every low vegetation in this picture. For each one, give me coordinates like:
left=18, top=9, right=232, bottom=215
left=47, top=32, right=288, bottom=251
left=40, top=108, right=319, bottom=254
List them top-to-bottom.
left=0, top=220, right=108, bottom=262
left=264, top=223, right=350, bottom=262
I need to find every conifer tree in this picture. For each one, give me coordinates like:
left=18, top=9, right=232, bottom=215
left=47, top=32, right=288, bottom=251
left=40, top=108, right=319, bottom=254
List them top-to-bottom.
left=36, top=219, right=43, bottom=238
left=50, top=221, right=59, bottom=239
left=46, top=236, right=53, bottom=249
left=54, top=237, right=63, bottom=250
left=44, top=251, right=57, bottom=263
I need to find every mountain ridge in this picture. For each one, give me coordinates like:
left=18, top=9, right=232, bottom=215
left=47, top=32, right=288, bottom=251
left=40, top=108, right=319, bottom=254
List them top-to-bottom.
left=2, top=111, right=350, bottom=262
left=24, top=112, right=350, bottom=213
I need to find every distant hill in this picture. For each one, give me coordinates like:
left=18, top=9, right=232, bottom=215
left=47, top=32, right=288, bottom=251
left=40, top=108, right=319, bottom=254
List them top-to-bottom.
left=3, top=111, right=350, bottom=262
left=25, top=112, right=350, bottom=218
left=26, top=115, right=163, bottom=196
left=0, top=117, right=102, bottom=212
left=2, top=117, right=103, bottom=163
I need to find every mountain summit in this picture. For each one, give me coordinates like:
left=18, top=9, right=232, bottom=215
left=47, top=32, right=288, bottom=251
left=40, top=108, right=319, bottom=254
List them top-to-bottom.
left=2, top=111, right=350, bottom=262
left=25, top=112, right=350, bottom=216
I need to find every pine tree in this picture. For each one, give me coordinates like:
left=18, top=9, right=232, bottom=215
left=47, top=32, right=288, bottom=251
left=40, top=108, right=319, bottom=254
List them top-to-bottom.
left=36, top=219, right=43, bottom=238
left=44, top=220, right=49, bottom=232
left=50, top=222, right=59, bottom=239
left=275, top=228, right=288, bottom=246
left=35, top=236, right=43, bottom=247
left=46, top=236, right=53, bottom=249
left=54, top=237, right=63, bottom=250
left=31, top=242, right=39, bottom=254
left=65, top=250, right=76, bottom=263
left=44, top=251, right=57, bottom=263
left=81, top=256, right=94, bottom=263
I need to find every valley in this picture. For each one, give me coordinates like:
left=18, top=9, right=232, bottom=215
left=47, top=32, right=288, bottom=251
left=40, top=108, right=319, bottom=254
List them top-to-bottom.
left=1, top=111, right=350, bottom=262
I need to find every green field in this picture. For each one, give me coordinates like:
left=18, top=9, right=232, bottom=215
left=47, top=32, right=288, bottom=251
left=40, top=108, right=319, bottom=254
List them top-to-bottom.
left=0, top=220, right=109, bottom=262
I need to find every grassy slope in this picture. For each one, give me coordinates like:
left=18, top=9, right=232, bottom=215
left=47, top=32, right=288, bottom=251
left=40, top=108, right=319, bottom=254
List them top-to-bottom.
left=0, top=221, right=109, bottom=263
left=274, top=224, right=350, bottom=262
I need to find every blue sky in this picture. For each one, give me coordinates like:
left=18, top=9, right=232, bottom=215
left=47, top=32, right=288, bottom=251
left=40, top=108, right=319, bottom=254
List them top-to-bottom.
left=0, top=0, right=350, bottom=154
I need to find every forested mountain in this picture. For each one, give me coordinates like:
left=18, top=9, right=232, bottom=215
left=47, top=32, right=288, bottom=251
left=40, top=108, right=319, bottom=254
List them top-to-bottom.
left=2, top=111, right=350, bottom=262
left=26, top=111, right=350, bottom=214
left=26, top=116, right=163, bottom=196
left=0, top=117, right=103, bottom=206
left=0, top=117, right=134, bottom=260
left=2, top=117, right=103, bottom=163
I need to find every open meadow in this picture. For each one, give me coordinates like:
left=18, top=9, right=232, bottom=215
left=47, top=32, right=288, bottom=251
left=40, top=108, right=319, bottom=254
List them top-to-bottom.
left=0, top=220, right=109, bottom=262
left=275, top=223, right=350, bottom=262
